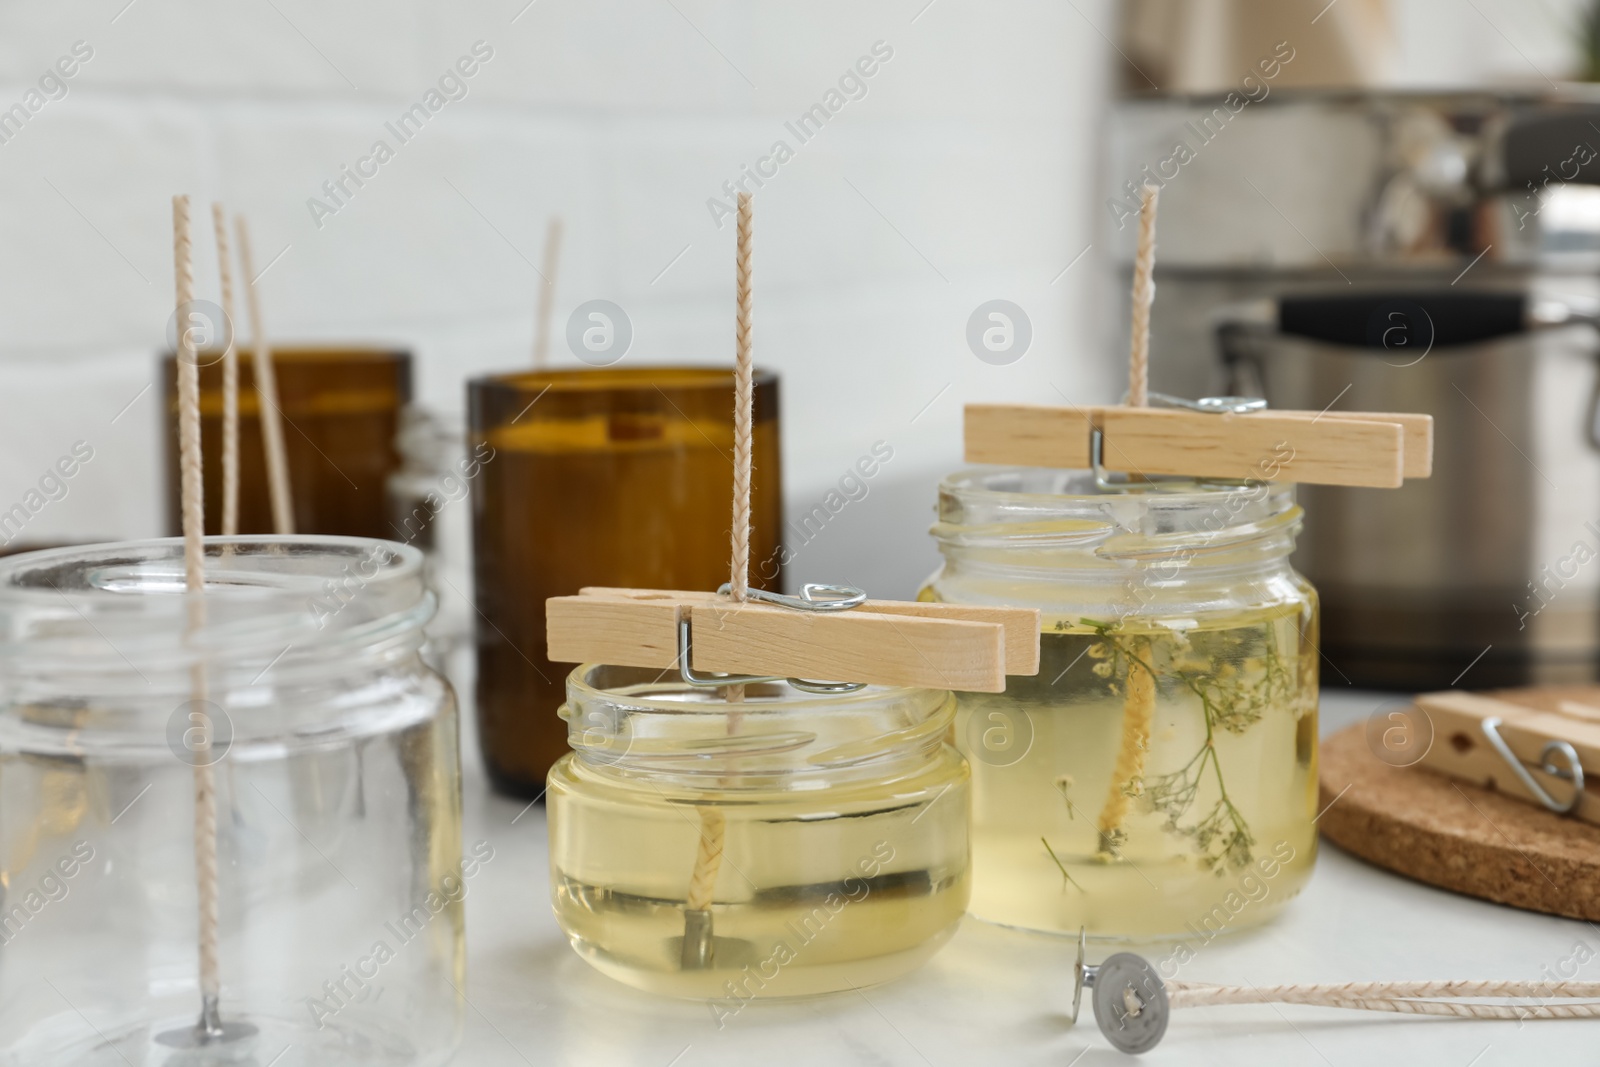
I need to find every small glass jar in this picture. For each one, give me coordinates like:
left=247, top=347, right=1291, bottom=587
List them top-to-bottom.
left=163, top=346, right=412, bottom=539
left=469, top=367, right=783, bottom=797
left=921, top=468, right=1319, bottom=941
left=0, top=537, right=464, bottom=1065
left=547, top=666, right=970, bottom=1000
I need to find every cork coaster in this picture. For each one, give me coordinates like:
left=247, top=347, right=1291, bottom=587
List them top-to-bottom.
left=1318, top=686, right=1600, bottom=921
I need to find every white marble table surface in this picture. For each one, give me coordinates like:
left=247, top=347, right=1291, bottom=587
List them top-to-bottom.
left=454, top=689, right=1600, bottom=1066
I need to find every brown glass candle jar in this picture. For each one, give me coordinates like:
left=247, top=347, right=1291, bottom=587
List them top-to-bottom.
left=162, top=346, right=411, bottom=538
left=469, top=367, right=783, bottom=797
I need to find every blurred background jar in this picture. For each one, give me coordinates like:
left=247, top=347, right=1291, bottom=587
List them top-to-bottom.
left=162, top=347, right=411, bottom=539
left=468, top=367, right=783, bottom=797
left=386, top=406, right=476, bottom=688
left=922, top=468, right=1319, bottom=941
left=0, top=536, right=463, bottom=1065
left=547, top=665, right=970, bottom=997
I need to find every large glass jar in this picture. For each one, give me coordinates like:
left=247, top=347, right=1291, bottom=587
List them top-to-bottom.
left=469, top=367, right=782, bottom=797
left=921, top=469, right=1319, bottom=941
left=0, top=537, right=464, bottom=1065
left=547, top=666, right=969, bottom=1002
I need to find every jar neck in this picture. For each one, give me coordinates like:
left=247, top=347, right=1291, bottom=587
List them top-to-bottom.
left=926, top=469, right=1309, bottom=626
left=932, top=469, right=1303, bottom=577
left=937, top=523, right=1302, bottom=583
left=0, top=537, right=434, bottom=705
left=561, top=666, right=954, bottom=791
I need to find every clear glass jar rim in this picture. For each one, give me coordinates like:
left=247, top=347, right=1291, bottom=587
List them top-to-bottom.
left=932, top=466, right=1301, bottom=556
left=0, top=535, right=432, bottom=672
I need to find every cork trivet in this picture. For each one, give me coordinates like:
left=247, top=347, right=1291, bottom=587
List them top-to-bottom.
left=1319, top=685, right=1600, bottom=921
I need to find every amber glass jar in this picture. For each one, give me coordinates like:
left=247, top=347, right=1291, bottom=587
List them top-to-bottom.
left=162, top=347, right=411, bottom=539
left=469, top=367, right=782, bottom=797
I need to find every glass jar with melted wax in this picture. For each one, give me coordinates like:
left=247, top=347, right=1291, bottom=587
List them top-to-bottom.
left=921, top=469, right=1319, bottom=941
left=547, top=666, right=970, bottom=1006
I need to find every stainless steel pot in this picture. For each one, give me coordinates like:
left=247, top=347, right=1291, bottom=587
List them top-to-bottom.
left=1108, top=88, right=1600, bottom=688
left=1220, top=290, right=1600, bottom=689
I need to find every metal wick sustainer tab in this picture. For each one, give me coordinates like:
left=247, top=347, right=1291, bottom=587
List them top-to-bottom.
left=1071, top=929, right=1171, bottom=1055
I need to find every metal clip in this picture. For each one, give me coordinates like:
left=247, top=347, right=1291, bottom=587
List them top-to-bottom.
left=1147, top=392, right=1268, bottom=414
left=713, top=581, right=867, bottom=612
left=677, top=583, right=870, bottom=695
left=1480, top=716, right=1586, bottom=815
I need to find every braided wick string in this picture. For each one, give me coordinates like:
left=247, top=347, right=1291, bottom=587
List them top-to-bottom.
left=1127, top=183, right=1157, bottom=409
left=1093, top=185, right=1160, bottom=852
left=730, top=190, right=754, bottom=609
left=683, top=191, right=756, bottom=934
left=174, top=196, right=224, bottom=1024
left=211, top=203, right=240, bottom=544
left=532, top=215, right=562, bottom=368
left=234, top=216, right=295, bottom=536
left=1095, top=636, right=1152, bottom=854
left=685, top=809, right=727, bottom=913
left=1166, top=978, right=1600, bottom=1019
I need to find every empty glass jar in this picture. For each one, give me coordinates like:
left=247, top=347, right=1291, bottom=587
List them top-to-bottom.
left=922, top=468, right=1319, bottom=941
left=0, top=537, right=463, bottom=1065
left=547, top=666, right=970, bottom=1004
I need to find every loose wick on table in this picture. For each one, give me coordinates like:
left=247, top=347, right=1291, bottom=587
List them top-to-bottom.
left=234, top=215, right=294, bottom=536
left=1081, top=932, right=1600, bottom=1053
left=1166, top=977, right=1600, bottom=1016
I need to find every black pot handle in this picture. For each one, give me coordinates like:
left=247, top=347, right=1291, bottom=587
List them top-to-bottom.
left=1499, top=108, right=1600, bottom=190
left=1275, top=292, right=1528, bottom=350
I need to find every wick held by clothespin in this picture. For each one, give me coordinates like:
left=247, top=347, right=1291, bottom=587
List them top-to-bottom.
left=963, top=185, right=1434, bottom=489
left=545, top=189, right=1040, bottom=693
left=545, top=193, right=1042, bottom=977
left=963, top=399, right=1434, bottom=488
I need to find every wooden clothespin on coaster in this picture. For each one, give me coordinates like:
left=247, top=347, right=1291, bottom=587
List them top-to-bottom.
left=964, top=185, right=1434, bottom=488
left=1413, top=691, right=1597, bottom=823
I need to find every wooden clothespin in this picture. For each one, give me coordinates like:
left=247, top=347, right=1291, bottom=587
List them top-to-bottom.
left=964, top=185, right=1432, bottom=489
left=544, top=192, right=1041, bottom=696
left=963, top=400, right=1433, bottom=488
left=547, top=585, right=1040, bottom=692
left=1414, top=690, right=1597, bottom=824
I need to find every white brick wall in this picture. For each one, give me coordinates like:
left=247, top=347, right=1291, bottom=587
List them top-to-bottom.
left=0, top=0, right=1585, bottom=596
